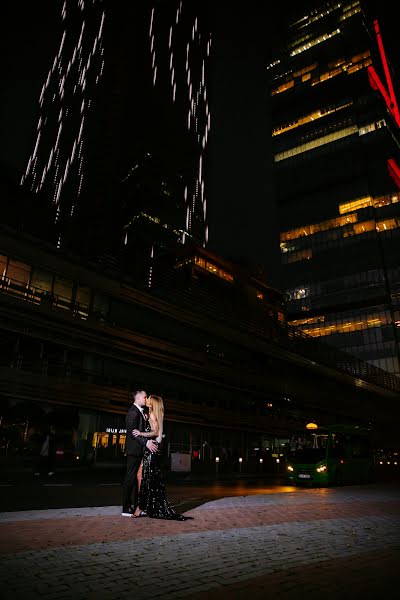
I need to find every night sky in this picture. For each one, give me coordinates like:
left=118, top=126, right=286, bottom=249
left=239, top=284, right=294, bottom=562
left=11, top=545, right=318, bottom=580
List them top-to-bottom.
left=1, top=1, right=399, bottom=289
left=2, top=2, right=60, bottom=176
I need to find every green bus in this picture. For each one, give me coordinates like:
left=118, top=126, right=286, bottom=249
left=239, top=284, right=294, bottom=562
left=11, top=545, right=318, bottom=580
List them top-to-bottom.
left=286, top=422, right=374, bottom=486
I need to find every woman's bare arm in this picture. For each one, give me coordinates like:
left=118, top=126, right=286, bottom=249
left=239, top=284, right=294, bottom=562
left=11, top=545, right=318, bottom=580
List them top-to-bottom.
left=132, top=414, right=159, bottom=438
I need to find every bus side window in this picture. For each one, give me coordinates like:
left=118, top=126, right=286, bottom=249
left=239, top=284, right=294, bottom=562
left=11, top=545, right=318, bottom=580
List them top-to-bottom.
left=330, top=433, right=346, bottom=459
left=350, top=436, right=371, bottom=458
left=330, top=441, right=345, bottom=459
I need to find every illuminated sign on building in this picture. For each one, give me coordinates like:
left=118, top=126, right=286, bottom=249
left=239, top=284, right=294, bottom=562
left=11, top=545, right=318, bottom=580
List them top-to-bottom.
left=106, top=428, right=127, bottom=434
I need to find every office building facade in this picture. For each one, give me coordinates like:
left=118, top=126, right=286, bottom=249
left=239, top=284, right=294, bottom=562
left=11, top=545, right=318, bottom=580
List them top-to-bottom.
left=269, top=0, right=400, bottom=375
left=2, top=223, right=400, bottom=466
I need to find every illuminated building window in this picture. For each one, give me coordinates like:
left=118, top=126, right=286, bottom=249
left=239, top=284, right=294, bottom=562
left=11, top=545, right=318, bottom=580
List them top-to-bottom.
left=290, top=1, right=361, bottom=33
left=288, top=3, right=362, bottom=57
left=339, top=4, right=362, bottom=21
left=290, top=28, right=341, bottom=57
left=288, top=35, right=313, bottom=51
left=271, top=50, right=371, bottom=96
left=311, top=54, right=371, bottom=86
left=266, top=59, right=281, bottom=71
left=292, top=64, right=318, bottom=78
left=319, top=66, right=342, bottom=82
left=271, top=80, right=295, bottom=95
left=272, top=101, right=353, bottom=137
left=274, top=117, right=382, bottom=162
left=358, top=119, right=385, bottom=135
left=274, top=125, right=358, bottom=161
left=280, top=190, right=400, bottom=262
left=339, top=193, right=400, bottom=214
left=374, top=193, right=400, bottom=208
left=339, top=196, right=373, bottom=213
left=281, top=214, right=357, bottom=243
left=281, top=215, right=400, bottom=262
left=342, top=218, right=400, bottom=236
left=376, top=218, right=399, bottom=232
left=343, top=220, right=376, bottom=236
left=176, top=255, right=234, bottom=282
left=199, top=258, right=234, bottom=281
left=287, top=286, right=311, bottom=301
left=289, top=310, right=390, bottom=338
left=290, top=315, right=325, bottom=326
left=92, top=431, right=126, bottom=453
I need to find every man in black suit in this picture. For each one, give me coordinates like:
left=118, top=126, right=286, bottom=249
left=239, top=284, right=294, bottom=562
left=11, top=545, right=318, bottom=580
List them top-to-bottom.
left=122, top=390, right=158, bottom=516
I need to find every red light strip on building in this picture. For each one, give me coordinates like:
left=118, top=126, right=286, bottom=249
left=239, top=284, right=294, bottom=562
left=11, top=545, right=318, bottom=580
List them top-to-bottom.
left=367, top=19, right=400, bottom=128
left=368, top=20, right=400, bottom=190
left=373, top=20, right=400, bottom=126
left=368, top=67, right=393, bottom=114
left=388, top=158, right=400, bottom=190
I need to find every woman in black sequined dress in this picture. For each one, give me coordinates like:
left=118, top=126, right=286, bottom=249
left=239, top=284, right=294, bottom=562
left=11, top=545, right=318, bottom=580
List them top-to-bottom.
left=131, top=395, right=192, bottom=521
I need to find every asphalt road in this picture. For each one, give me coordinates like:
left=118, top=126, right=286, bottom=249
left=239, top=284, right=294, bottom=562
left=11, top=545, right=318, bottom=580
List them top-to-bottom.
left=1, top=464, right=398, bottom=513
left=0, top=466, right=290, bottom=513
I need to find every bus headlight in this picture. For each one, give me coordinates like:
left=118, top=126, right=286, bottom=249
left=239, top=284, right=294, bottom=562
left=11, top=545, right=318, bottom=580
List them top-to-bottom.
left=316, top=464, right=327, bottom=473
left=287, top=465, right=294, bottom=472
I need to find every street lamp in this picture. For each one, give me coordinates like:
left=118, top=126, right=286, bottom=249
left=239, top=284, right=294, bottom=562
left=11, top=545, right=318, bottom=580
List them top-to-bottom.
left=215, top=456, right=219, bottom=476
left=238, top=457, right=243, bottom=474
left=259, top=457, right=263, bottom=473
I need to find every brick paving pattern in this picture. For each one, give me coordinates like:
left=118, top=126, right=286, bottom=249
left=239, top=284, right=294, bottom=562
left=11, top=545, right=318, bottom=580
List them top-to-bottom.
left=1, top=484, right=399, bottom=599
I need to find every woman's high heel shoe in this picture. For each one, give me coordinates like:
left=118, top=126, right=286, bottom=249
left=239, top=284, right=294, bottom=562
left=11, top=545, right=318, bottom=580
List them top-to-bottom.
left=132, top=510, right=148, bottom=518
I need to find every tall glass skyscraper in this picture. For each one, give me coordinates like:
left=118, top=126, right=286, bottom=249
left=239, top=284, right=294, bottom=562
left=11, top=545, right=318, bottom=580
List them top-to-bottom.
left=20, top=0, right=212, bottom=268
left=20, top=0, right=106, bottom=251
left=269, top=0, right=400, bottom=375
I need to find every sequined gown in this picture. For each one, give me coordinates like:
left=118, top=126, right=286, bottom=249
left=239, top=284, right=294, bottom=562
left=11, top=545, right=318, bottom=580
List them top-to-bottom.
left=138, top=423, right=191, bottom=520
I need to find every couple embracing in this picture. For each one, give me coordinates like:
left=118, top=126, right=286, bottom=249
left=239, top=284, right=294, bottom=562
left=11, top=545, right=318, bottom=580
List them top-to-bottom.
left=122, top=390, right=191, bottom=521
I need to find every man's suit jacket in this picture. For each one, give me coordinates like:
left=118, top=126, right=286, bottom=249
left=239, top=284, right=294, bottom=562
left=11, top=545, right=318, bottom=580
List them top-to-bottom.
left=125, top=404, right=147, bottom=456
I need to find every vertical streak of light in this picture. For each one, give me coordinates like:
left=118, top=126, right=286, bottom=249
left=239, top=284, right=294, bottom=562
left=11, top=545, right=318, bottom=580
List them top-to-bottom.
left=21, top=0, right=106, bottom=234
left=144, top=3, right=211, bottom=247
left=149, top=6, right=154, bottom=35
left=148, top=245, right=154, bottom=288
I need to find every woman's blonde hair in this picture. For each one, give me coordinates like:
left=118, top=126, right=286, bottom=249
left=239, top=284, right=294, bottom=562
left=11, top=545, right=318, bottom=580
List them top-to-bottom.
left=149, top=395, right=164, bottom=443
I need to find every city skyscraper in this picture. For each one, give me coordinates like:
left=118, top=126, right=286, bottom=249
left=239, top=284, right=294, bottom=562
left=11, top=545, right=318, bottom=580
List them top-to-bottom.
left=19, top=0, right=212, bottom=268
left=20, top=0, right=106, bottom=252
left=120, top=0, right=213, bottom=284
left=269, top=0, right=400, bottom=375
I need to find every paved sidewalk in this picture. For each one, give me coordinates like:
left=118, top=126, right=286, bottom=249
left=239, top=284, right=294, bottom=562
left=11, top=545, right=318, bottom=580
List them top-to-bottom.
left=1, top=484, right=399, bottom=599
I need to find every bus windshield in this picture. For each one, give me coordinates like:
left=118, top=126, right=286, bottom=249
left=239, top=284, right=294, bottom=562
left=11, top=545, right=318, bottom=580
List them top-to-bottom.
left=288, top=432, right=329, bottom=464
